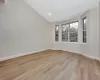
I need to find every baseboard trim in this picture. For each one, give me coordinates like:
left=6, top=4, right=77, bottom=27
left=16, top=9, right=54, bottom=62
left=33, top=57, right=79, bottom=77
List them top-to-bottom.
left=0, top=49, right=47, bottom=61
left=0, top=49, right=100, bottom=62
left=52, top=49, right=100, bottom=61
left=77, top=53, right=100, bottom=61
left=85, top=55, right=100, bottom=60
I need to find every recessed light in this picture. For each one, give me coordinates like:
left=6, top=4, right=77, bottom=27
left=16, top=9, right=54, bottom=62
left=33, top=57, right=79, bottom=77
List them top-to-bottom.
left=48, top=13, right=52, bottom=16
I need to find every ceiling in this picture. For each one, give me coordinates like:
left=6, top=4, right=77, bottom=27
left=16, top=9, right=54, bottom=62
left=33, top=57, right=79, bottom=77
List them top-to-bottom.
left=0, top=0, right=5, bottom=3
left=26, top=0, right=99, bottom=22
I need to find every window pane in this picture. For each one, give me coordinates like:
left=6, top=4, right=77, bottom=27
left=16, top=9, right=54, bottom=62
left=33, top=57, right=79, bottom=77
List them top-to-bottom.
left=83, top=17, right=87, bottom=43
left=83, top=18, right=87, bottom=31
left=69, top=22, right=78, bottom=42
left=70, top=22, right=78, bottom=33
left=62, top=24, right=69, bottom=33
left=62, top=24, right=69, bottom=41
left=55, top=25, right=59, bottom=33
left=55, top=25, right=59, bottom=41
left=83, top=31, right=86, bottom=43
left=70, top=32, right=78, bottom=42
left=62, top=33, right=68, bottom=41
left=55, top=34, right=59, bottom=41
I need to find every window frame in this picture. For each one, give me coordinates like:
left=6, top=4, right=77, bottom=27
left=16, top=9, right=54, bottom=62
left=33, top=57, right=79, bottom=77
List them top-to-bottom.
left=82, top=17, right=87, bottom=43
left=62, top=21, right=79, bottom=42
left=62, top=24, right=70, bottom=42
left=55, top=25, right=59, bottom=42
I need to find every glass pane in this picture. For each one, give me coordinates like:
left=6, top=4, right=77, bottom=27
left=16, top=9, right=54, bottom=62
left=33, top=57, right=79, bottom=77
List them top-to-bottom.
left=83, top=18, right=87, bottom=31
left=70, top=22, right=78, bottom=33
left=62, top=24, right=69, bottom=33
left=55, top=25, right=59, bottom=33
left=55, top=25, right=59, bottom=41
left=83, top=31, right=86, bottom=43
left=69, top=32, right=78, bottom=42
left=62, top=33, right=68, bottom=41
left=55, top=34, right=59, bottom=41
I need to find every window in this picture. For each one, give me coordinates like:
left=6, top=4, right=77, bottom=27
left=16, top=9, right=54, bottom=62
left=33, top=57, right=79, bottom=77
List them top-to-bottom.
left=83, top=17, right=87, bottom=43
left=62, top=21, right=78, bottom=42
left=69, top=22, right=78, bottom=42
left=62, top=24, right=69, bottom=41
left=55, top=25, right=59, bottom=41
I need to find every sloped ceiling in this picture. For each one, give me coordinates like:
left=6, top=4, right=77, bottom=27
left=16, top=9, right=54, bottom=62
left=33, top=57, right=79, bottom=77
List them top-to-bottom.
left=26, top=0, right=99, bottom=22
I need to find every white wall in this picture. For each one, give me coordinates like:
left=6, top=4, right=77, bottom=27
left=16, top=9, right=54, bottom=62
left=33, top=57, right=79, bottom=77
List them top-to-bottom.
left=0, top=0, right=53, bottom=59
left=0, top=0, right=99, bottom=60
left=99, top=2, right=100, bottom=57
left=53, top=5, right=100, bottom=59
left=80, top=6, right=100, bottom=58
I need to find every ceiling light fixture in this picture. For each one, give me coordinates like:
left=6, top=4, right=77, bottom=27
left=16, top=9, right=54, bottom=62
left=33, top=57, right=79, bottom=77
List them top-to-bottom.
left=48, top=13, right=52, bottom=16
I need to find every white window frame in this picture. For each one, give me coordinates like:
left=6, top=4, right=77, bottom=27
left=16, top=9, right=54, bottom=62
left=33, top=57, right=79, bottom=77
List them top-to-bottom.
left=82, top=17, right=87, bottom=43
left=62, top=21, right=79, bottom=42
left=62, top=24, right=69, bottom=42
left=55, top=25, right=59, bottom=42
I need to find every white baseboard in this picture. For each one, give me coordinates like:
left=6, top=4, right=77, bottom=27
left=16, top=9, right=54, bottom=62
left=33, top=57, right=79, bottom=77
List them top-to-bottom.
left=0, top=49, right=47, bottom=61
left=0, top=49, right=99, bottom=62
left=52, top=49, right=100, bottom=61
left=76, top=52, right=100, bottom=61
left=86, top=55, right=100, bottom=60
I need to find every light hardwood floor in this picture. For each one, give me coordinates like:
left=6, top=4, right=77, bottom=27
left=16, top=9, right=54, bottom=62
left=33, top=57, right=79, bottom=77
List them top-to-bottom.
left=0, top=50, right=100, bottom=80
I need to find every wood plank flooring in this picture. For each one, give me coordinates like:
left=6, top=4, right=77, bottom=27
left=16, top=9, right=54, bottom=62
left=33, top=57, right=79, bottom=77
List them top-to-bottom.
left=0, top=50, right=100, bottom=80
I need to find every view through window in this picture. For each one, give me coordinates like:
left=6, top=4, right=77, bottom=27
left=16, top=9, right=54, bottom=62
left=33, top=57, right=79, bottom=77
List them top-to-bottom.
left=83, top=17, right=87, bottom=43
left=62, top=22, right=78, bottom=42
left=55, top=25, right=59, bottom=41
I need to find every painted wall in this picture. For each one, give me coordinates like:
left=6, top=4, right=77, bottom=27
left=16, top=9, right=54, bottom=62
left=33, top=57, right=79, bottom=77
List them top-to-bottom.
left=0, top=0, right=53, bottom=58
left=0, top=0, right=99, bottom=60
left=99, top=2, right=100, bottom=58
left=53, top=5, right=100, bottom=59
left=80, top=6, right=100, bottom=58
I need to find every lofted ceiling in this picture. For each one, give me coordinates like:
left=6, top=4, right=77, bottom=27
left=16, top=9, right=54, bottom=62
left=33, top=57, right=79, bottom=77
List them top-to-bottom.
left=26, top=0, right=99, bottom=22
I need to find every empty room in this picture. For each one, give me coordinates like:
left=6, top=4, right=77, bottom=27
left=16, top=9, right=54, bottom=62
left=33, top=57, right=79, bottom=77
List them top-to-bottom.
left=0, top=0, right=100, bottom=80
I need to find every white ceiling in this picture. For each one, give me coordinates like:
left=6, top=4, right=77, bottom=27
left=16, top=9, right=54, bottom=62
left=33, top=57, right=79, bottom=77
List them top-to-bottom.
left=26, top=0, right=99, bottom=22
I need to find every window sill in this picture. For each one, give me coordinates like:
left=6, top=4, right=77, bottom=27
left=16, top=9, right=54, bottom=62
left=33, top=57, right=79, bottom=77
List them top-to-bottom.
left=55, top=41, right=87, bottom=45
